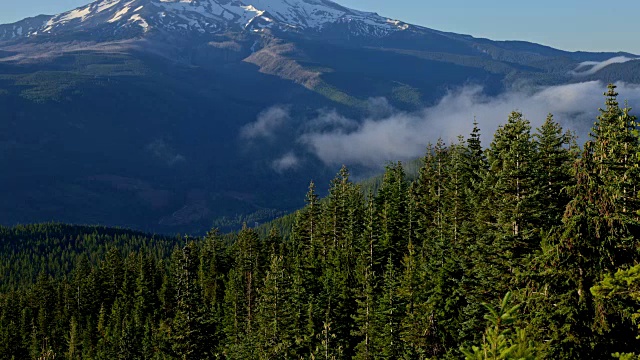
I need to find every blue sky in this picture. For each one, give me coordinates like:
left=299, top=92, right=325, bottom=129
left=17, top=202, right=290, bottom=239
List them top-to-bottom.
left=2, top=0, right=639, bottom=54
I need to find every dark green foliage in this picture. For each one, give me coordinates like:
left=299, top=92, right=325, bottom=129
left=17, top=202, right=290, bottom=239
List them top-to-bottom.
left=1, top=85, right=639, bottom=359
left=528, top=85, right=640, bottom=359
left=534, top=114, right=576, bottom=227
left=461, top=293, right=545, bottom=360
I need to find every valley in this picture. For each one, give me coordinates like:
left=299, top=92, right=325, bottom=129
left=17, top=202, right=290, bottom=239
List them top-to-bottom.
left=1, top=0, right=638, bottom=233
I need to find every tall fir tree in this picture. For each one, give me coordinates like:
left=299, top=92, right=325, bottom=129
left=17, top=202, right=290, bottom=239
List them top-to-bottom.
left=537, top=85, right=640, bottom=358
left=534, top=114, right=575, bottom=229
left=374, top=162, right=410, bottom=270
left=255, top=250, right=296, bottom=359
left=374, top=257, right=403, bottom=359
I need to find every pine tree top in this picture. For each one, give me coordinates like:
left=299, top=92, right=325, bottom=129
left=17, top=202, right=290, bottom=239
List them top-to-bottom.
left=605, top=83, right=619, bottom=110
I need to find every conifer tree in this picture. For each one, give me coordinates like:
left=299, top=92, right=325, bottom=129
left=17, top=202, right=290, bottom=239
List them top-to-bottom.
left=590, top=84, right=640, bottom=266
left=537, top=86, right=640, bottom=358
left=487, top=111, right=538, bottom=251
left=462, top=112, right=541, bottom=349
left=476, top=112, right=539, bottom=297
left=534, top=114, right=575, bottom=229
left=467, top=118, right=487, bottom=180
left=462, top=119, right=489, bottom=262
left=374, top=162, right=409, bottom=269
left=315, top=166, right=362, bottom=357
left=292, top=181, right=322, bottom=262
left=290, top=182, right=324, bottom=357
left=352, top=192, right=379, bottom=360
left=224, top=225, right=262, bottom=358
left=198, top=229, right=228, bottom=353
left=398, top=240, right=430, bottom=358
left=168, top=241, right=210, bottom=359
left=101, top=248, right=125, bottom=310
left=255, top=251, right=296, bottom=359
left=134, top=253, right=158, bottom=327
left=374, top=257, right=403, bottom=358
left=352, top=260, right=377, bottom=360
left=592, top=264, right=640, bottom=358
left=222, top=267, right=246, bottom=356
left=461, top=293, right=544, bottom=360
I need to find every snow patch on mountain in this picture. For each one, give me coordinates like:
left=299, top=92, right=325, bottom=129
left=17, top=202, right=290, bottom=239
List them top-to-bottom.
left=97, top=0, right=121, bottom=13
left=108, top=6, right=132, bottom=23
left=129, top=14, right=150, bottom=31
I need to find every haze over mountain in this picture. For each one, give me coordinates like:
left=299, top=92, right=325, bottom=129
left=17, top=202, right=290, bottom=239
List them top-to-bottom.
left=1, top=0, right=639, bottom=233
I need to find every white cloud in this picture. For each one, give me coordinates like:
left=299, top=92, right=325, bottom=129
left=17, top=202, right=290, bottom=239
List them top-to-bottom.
left=571, top=56, right=640, bottom=76
left=299, top=81, right=640, bottom=168
left=366, top=97, right=394, bottom=119
left=240, top=105, right=290, bottom=139
left=303, top=108, right=358, bottom=133
left=146, top=139, right=186, bottom=166
left=272, top=152, right=300, bottom=172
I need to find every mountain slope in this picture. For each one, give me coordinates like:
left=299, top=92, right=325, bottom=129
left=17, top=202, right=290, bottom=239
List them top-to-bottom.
left=0, top=0, right=638, bottom=234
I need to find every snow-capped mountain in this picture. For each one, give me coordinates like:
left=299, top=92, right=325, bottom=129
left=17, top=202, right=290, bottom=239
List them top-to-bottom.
left=0, top=0, right=411, bottom=41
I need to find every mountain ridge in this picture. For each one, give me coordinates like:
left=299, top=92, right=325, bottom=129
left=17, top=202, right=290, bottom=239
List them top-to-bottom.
left=0, top=0, right=412, bottom=42
left=2, top=0, right=637, bottom=62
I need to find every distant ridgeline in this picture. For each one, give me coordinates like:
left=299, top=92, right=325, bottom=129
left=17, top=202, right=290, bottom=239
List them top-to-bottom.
left=4, top=85, right=640, bottom=359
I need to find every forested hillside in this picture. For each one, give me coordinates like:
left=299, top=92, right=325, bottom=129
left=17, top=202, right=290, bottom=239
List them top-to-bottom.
left=2, top=85, right=640, bottom=359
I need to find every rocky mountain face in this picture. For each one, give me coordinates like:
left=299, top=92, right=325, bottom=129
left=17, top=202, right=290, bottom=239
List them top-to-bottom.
left=0, top=0, right=638, bottom=234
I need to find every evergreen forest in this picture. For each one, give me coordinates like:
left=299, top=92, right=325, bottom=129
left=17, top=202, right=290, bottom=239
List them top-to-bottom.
left=3, top=85, right=640, bottom=359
